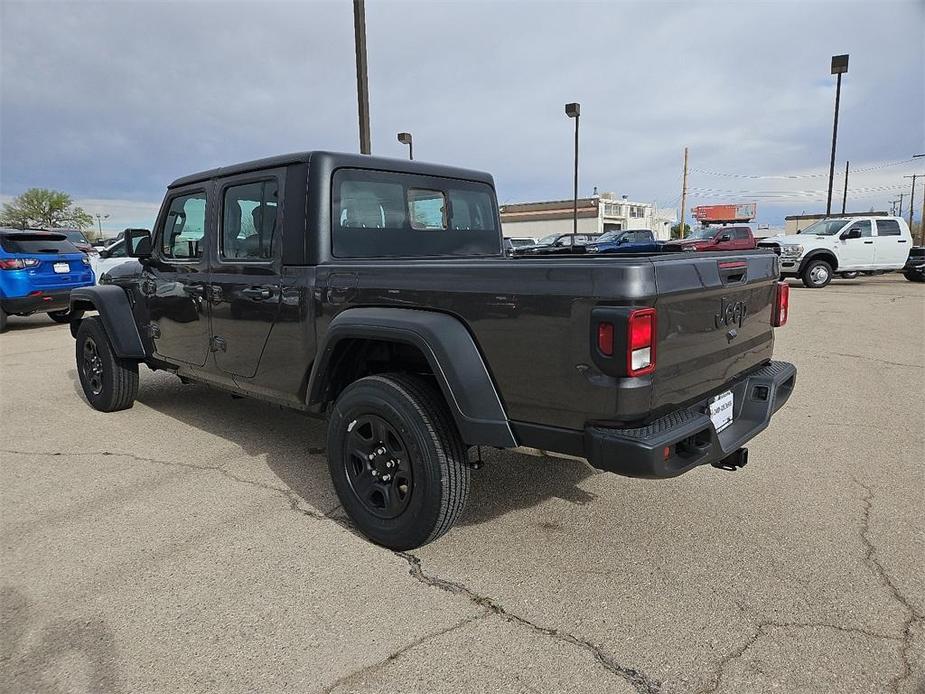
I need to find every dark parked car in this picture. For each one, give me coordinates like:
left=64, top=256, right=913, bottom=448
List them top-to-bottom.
left=68, top=151, right=795, bottom=550
left=664, top=226, right=756, bottom=252
left=57, top=228, right=99, bottom=257
left=584, top=229, right=660, bottom=254
left=0, top=230, right=94, bottom=331
left=512, top=232, right=600, bottom=255
left=904, top=246, right=924, bottom=282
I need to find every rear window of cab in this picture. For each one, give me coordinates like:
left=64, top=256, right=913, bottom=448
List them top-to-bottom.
left=331, top=168, right=501, bottom=258
left=0, top=234, right=80, bottom=255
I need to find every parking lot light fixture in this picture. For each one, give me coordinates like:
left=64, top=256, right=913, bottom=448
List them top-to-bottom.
left=826, top=54, right=849, bottom=215
left=565, top=102, right=580, bottom=244
left=397, top=132, right=413, bottom=160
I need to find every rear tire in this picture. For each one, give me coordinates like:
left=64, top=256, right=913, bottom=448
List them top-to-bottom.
left=801, top=259, right=833, bottom=288
left=904, top=270, right=925, bottom=283
left=839, top=271, right=859, bottom=280
left=0, top=306, right=7, bottom=332
left=49, top=308, right=84, bottom=324
left=75, top=316, right=138, bottom=412
left=326, top=373, right=470, bottom=550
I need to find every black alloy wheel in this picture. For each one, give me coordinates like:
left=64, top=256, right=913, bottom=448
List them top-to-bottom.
left=343, top=414, right=414, bottom=519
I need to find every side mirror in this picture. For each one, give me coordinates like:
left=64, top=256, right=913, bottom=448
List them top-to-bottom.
left=125, top=228, right=152, bottom=258
left=842, top=228, right=861, bottom=240
left=719, top=234, right=731, bottom=242
left=98, top=248, right=110, bottom=259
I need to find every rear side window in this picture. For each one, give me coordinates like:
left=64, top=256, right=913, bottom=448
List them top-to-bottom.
left=332, top=169, right=500, bottom=258
left=221, top=180, right=279, bottom=260
left=161, top=192, right=207, bottom=259
left=875, top=219, right=901, bottom=236
left=735, top=229, right=750, bottom=240
left=0, top=235, right=79, bottom=254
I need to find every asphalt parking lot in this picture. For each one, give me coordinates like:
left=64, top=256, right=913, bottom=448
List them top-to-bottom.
left=1, top=273, right=922, bottom=694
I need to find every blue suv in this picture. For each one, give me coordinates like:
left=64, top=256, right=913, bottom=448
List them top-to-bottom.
left=584, top=229, right=660, bottom=254
left=0, top=230, right=95, bottom=331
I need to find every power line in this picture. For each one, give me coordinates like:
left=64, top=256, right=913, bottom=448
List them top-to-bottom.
left=689, top=158, right=916, bottom=180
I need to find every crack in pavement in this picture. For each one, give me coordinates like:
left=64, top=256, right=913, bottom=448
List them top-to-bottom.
left=854, top=478, right=923, bottom=693
left=696, top=480, right=921, bottom=694
left=396, top=552, right=662, bottom=694
left=320, top=612, right=488, bottom=694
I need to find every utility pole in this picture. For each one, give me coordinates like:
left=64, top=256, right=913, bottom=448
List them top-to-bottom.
left=353, top=0, right=371, bottom=155
left=679, top=146, right=689, bottom=238
left=841, top=160, right=849, bottom=214
left=903, top=174, right=921, bottom=230
left=898, top=193, right=904, bottom=218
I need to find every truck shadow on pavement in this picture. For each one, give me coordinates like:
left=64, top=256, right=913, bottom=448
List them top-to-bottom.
left=128, top=374, right=599, bottom=529
left=0, top=585, right=121, bottom=694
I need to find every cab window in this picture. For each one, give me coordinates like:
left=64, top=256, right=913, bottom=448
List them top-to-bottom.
left=221, top=180, right=279, bottom=260
left=161, top=192, right=207, bottom=260
left=875, top=219, right=901, bottom=236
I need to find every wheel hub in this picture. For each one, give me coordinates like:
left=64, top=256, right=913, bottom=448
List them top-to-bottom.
left=82, top=337, right=104, bottom=396
left=344, top=415, right=413, bottom=519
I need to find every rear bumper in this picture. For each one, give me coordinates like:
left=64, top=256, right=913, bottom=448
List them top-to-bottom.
left=1, top=289, right=74, bottom=314
left=584, top=360, right=797, bottom=478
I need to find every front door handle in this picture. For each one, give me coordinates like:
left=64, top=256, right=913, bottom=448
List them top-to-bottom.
left=863, top=240, right=873, bottom=244
left=241, top=287, right=273, bottom=300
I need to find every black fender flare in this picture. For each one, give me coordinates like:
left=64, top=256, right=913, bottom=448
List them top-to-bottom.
left=798, top=249, right=839, bottom=275
left=70, top=286, right=146, bottom=359
left=307, top=307, right=516, bottom=448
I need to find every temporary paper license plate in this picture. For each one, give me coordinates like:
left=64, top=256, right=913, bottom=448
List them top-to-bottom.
left=53, top=262, right=70, bottom=273
left=709, top=390, right=734, bottom=432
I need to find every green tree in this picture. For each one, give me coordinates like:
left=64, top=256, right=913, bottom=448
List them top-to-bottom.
left=0, top=188, right=94, bottom=230
left=670, top=222, right=691, bottom=239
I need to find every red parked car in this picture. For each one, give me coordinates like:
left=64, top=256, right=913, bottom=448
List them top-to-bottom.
left=665, top=226, right=756, bottom=252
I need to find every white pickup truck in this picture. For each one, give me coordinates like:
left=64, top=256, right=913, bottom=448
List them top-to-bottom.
left=759, top=216, right=914, bottom=288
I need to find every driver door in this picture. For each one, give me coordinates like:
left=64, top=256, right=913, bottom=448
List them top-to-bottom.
left=142, top=186, right=213, bottom=367
left=837, top=220, right=873, bottom=269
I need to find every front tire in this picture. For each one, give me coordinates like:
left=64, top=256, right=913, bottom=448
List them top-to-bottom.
left=801, top=259, right=833, bottom=288
left=904, top=270, right=925, bottom=283
left=0, top=306, right=7, bottom=332
left=49, top=308, right=84, bottom=324
left=75, top=316, right=138, bottom=412
left=326, top=373, right=470, bottom=550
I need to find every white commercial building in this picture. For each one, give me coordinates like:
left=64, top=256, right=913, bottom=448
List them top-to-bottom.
left=499, top=192, right=676, bottom=241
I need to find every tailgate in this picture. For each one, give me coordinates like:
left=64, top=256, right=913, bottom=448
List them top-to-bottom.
left=650, top=251, right=778, bottom=414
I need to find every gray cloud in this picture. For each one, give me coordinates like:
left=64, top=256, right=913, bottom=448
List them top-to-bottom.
left=2, top=0, right=923, bottom=229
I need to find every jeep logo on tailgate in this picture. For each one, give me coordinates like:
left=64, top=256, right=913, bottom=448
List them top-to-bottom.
left=715, top=297, right=748, bottom=329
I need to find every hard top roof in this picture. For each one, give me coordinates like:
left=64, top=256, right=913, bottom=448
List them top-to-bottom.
left=169, top=151, right=495, bottom=189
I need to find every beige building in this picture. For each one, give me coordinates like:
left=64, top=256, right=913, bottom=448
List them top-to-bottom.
left=499, top=192, right=675, bottom=241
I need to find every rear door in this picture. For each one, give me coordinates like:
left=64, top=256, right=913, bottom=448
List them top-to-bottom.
left=207, top=171, right=284, bottom=378
left=144, top=187, right=212, bottom=367
left=872, top=219, right=909, bottom=268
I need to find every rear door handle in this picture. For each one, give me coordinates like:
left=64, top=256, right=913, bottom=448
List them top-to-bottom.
left=897, top=239, right=908, bottom=243
left=863, top=240, right=873, bottom=244
left=241, top=287, right=273, bottom=300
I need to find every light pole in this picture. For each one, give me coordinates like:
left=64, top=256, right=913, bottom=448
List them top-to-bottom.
left=353, top=0, right=371, bottom=154
left=826, top=54, right=849, bottom=216
left=565, top=102, right=580, bottom=245
left=397, top=132, right=413, bottom=160
left=915, top=154, right=925, bottom=244
left=95, top=213, right=109, bottom=239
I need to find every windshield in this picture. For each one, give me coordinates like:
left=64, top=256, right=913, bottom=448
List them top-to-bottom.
left=800, top=219, right=849, bottom=236
left=685, top=228, right=716, bottom=240
left=61, top=229, right=89, bottom=244
left=595, top=231, right=625, bottom=243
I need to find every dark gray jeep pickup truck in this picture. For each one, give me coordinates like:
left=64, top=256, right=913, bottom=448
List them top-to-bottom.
left=69, top=151, right=796, bottom=549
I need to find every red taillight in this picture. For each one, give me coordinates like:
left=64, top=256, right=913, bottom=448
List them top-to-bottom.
left=0, top=258, right=39, bottom=270
left=772, top=281, right=789, bottom=327
left=627, top=308, right=656, bottom=376
left=597, top=322, right=614, bottom=356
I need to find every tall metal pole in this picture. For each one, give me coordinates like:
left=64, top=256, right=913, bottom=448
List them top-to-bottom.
left=353, top=0, right=371, bottom=155
left=825, top=72, right=842, bottom=215
left=572, top=113, right=579, bottom=239
left=679, top=147, right=689, bottom=238
left=841, top=160, right=849, bottom=214
left=903, top=174, right=920, bottom=230
left=898, top=193, right=904, bottom=218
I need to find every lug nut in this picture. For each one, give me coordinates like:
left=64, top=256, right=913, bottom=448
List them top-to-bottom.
left=368, top=453, right=375, bottom=461
left=386, top=460, right=394, bottom=468
left=372, top=470, right=379, bottom=477
left=382, top=474, right=391, bottom=482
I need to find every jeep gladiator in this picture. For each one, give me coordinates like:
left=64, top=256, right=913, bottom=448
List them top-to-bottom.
left=69, top=151, right=796, bottom=550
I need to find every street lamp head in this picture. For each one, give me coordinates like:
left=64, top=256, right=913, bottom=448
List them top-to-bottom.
left=831, top=54, right=849, bottom=75
left=565, top=102, right=580, bottom=118
left=397, top=132, right=412, bottom=145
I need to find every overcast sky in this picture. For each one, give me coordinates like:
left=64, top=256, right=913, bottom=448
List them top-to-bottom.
left=2, top=0, right=923, bottom=231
